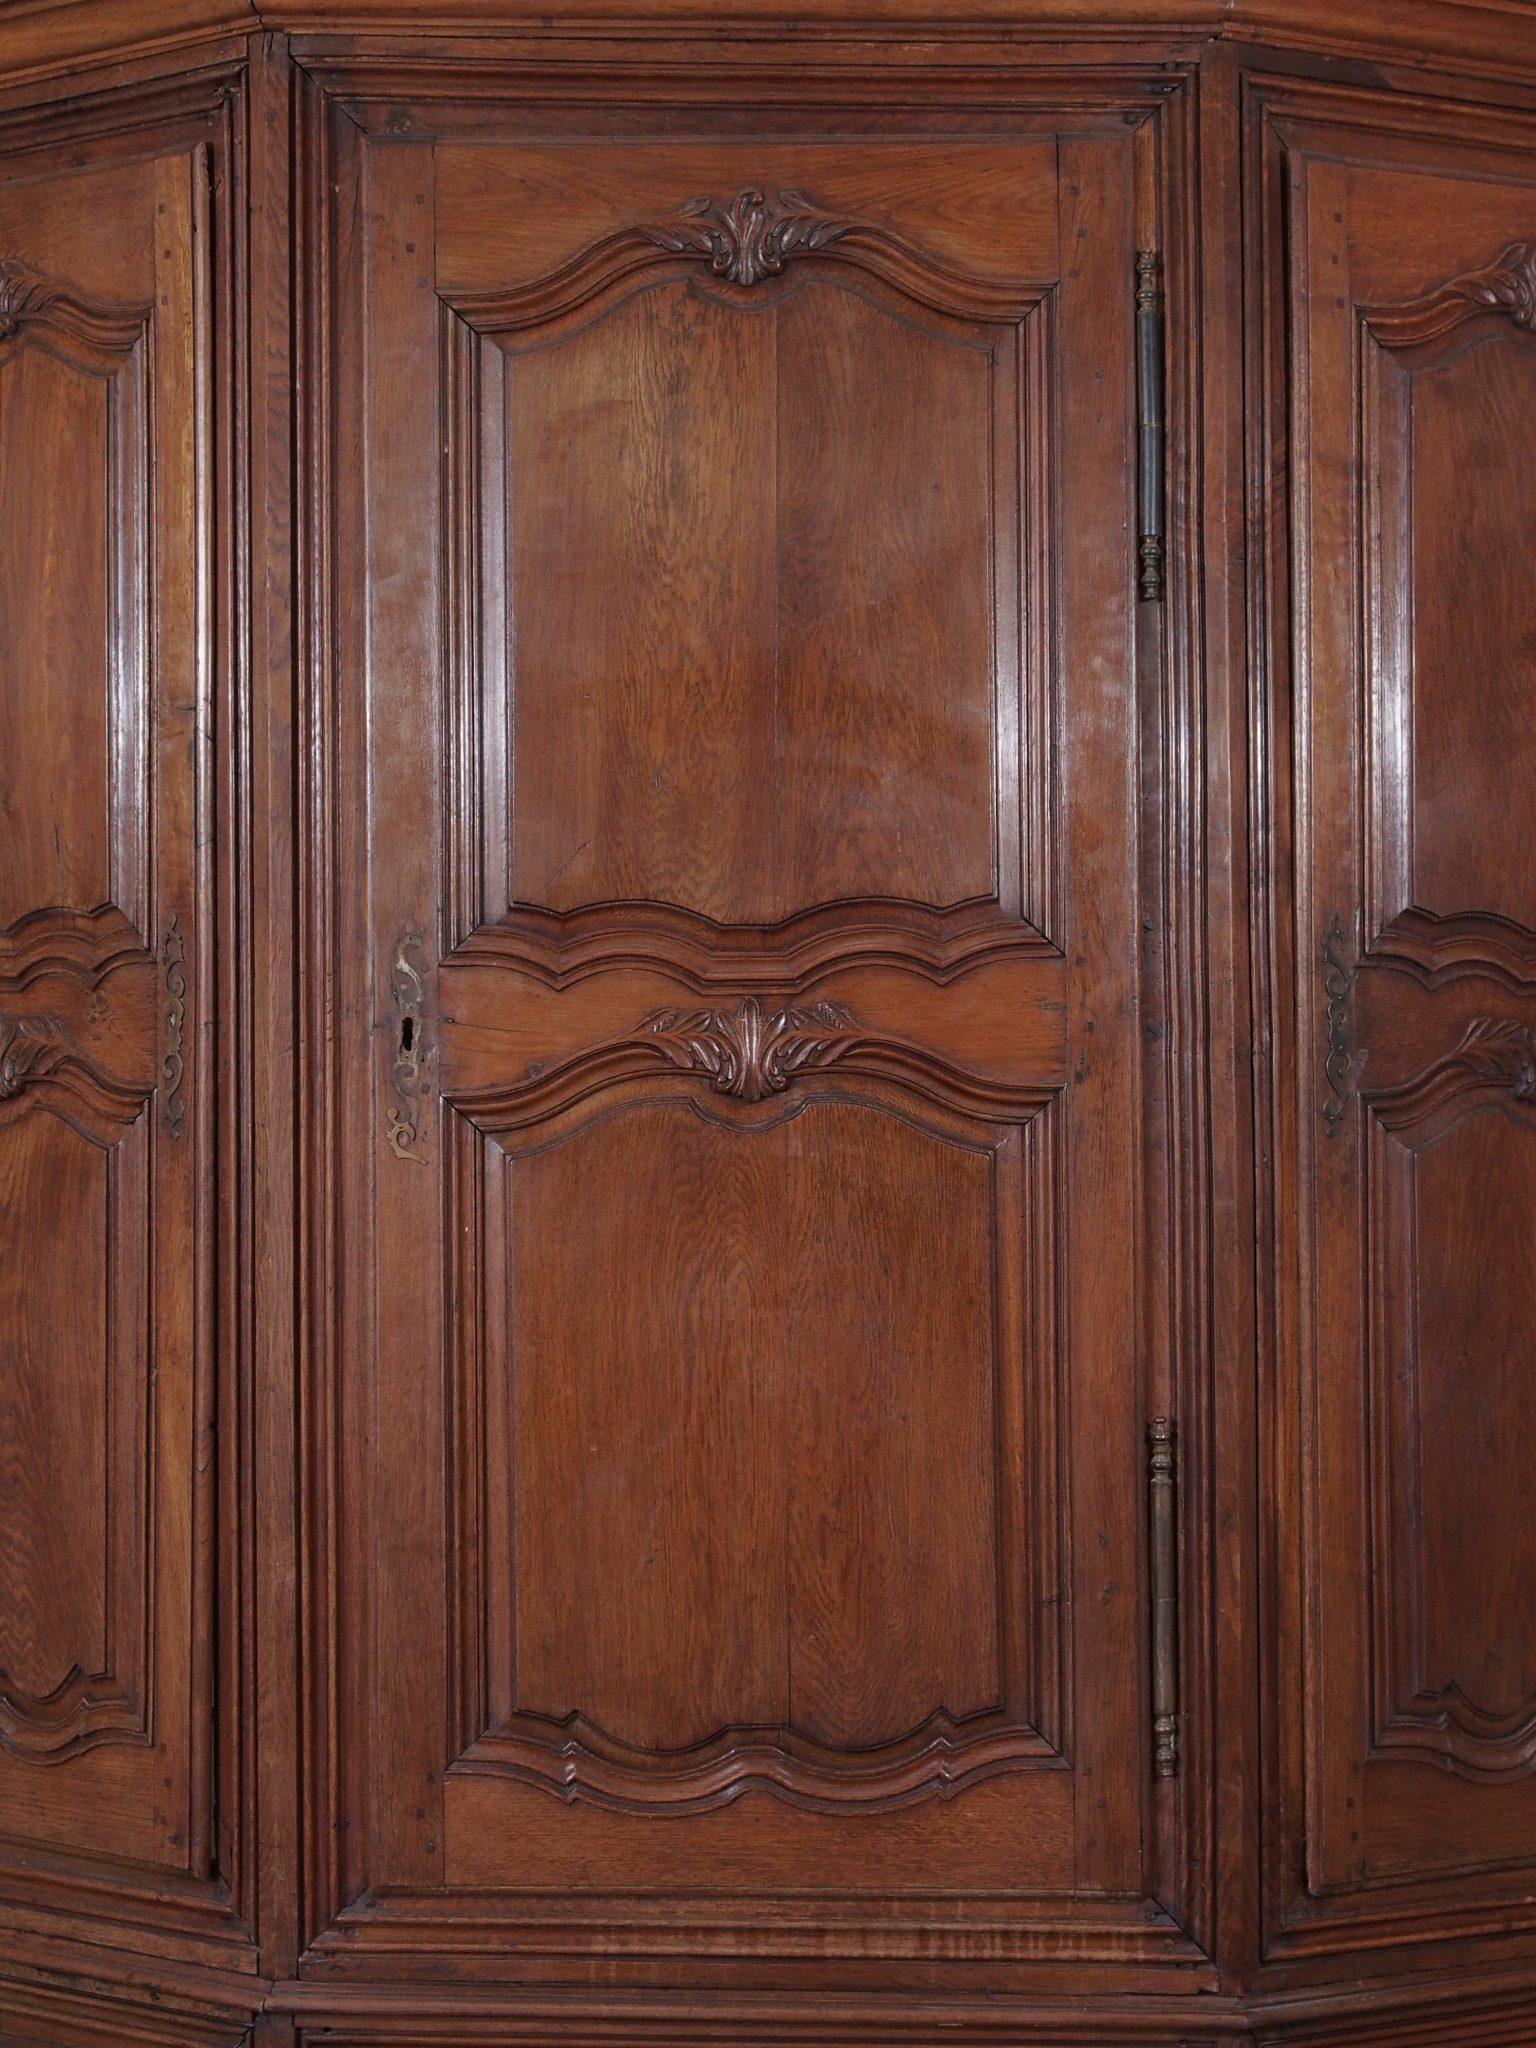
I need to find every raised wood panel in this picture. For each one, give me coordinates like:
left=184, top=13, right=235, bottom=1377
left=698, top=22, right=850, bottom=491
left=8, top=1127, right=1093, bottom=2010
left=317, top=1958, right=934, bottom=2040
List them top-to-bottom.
left=442, top=167, right=1049, bottom=959
left=1362, top=245, right=1536, bottom=950
left=0, top=263, right=146, bottom=932
left=493, top=275, right=999, bottom=926
left=0, top=907, right=160, bottom=1768
left=1365, top=1035, right=1536, bottom=1779
left=446, top=1082, right=1061, bottom=1813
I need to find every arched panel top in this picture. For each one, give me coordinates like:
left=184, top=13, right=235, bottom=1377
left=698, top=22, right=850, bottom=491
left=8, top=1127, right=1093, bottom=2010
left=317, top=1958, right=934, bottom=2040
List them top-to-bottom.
left=446, top=183, right=1046, bottom=337
left=443, top=207, right=1045, bottom=935
left=1364, top=239, right=1536, bottom=362
left=0, top=254, right=147, bottom=372
left=449, top=993, right=1058, bottom=1145
left=1368, top=1017, right=1536, bottom=1149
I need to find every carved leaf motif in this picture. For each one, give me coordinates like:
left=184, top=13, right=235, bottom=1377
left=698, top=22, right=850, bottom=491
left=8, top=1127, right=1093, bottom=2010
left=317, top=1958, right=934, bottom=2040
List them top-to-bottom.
left=638, top=189, right=857, bottom=288
left=1372, top=241, right=1536, bottom=353
left=1448, top=241, right=1536, bottom=333
left=0, top=254, right=145, bottom=355
left=0, top=255, right=60, bottom=340
left=642, top=996, right=857, bottom=1102
left=0, top=1011, right=73, bottom=1098
left=1370, top=1015, right=1536, bottom=1140
left=1439, top=1016, right=1536, bottom=1098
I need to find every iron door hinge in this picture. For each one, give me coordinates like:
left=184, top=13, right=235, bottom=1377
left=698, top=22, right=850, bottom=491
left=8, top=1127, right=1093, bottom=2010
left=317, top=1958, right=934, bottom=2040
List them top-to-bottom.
left=1136, top=250, right=1166, bottom=603
left=1148, top=1415, right=1179, bottom=1777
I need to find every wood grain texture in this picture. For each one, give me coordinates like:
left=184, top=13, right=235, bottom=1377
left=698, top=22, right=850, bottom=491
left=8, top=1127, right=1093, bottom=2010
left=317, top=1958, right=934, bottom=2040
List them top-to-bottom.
left=5, top=10, right=1536, bottom=2048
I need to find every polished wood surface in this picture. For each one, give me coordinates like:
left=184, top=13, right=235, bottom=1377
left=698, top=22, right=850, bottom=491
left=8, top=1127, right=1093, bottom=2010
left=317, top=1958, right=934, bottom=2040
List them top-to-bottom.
left=0, top=9, right=1534, bottom=2048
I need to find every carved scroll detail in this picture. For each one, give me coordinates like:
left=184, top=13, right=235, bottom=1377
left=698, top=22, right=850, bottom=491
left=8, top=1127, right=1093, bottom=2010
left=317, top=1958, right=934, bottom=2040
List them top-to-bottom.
left=638, top=189, right=856, bottom=288
left=1443, top=240, right=1536, bottom=332
left=1367, top=241, right=1536, bottom=352
left=0, top=254, right=147, bottom=361
left=0, top=906, right=155, bottom=1145
left=1320, top=913, right=1352, bottom=1137
left=160, top=915, right=186, bottom=1138
left=387, top=933, right=427, bottom=1161
left=452, top=992, right=1057, bottom=1135
left=641, top=996, right=856, bottom=1103
left=0, top=1007, right=145, bottom=1143
left=0, top=1011, right=75, bottom=1099
left=1427, top=1016, right=1536, bottom=1099
left=1371, top=1017, right=1536, bottom=1136
left=0, top=1666, right=141, bottom=1765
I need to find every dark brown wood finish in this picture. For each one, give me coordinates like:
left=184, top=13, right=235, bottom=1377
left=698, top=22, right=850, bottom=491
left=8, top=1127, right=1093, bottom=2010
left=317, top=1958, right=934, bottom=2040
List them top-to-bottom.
left=0, top=7, right=1535, bottom=2047
left=1254, top=74, right=1536, bottom=1970
left=315, top=76, right=1187, bottom=1966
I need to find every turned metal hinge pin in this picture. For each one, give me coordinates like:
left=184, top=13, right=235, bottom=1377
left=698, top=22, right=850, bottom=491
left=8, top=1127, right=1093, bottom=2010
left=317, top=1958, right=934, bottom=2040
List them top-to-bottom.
left=1136, top=250, right=1166, bottom=603
left=1148, top=1415, right=1179, bottom=1777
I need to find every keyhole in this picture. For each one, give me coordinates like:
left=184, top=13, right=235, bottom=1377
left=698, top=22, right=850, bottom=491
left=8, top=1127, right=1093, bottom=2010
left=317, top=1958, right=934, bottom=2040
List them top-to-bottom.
left=401, top=1017, right=415, bottom=1054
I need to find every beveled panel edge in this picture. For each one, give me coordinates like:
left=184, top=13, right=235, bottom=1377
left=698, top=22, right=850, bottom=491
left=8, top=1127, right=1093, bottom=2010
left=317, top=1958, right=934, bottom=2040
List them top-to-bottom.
left=447, top=203, right=1048, bottom=334
left=0, top=253, right=149, bottom=364
left=446, top=904, right=1059, bottom=990
left=1366, top=909, right=1536, bottom=989
left=0, top=1663, right=147, bottom=1766
left=455, top=1708, right=1063, bottom=1817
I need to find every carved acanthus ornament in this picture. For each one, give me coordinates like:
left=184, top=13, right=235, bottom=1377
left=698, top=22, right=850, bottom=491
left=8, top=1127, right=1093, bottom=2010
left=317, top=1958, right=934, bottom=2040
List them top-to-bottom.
left=638, top=189, right=857, bottom=287
left=1369, top=241, right=1536, bottom=354
left=1445, top=241, right=1536, bottom=332
left=0, top=254, right=147, bottom=358
left=0, top=255, right=59, bottom=338
left=642, top=996, right=857, bottom=1102
left=0, top=1011, right=75, bottom=1099
left=1369, top=1017, right=1536, bottom=1142
left=1405, top=1017, right=1536, bottom=1102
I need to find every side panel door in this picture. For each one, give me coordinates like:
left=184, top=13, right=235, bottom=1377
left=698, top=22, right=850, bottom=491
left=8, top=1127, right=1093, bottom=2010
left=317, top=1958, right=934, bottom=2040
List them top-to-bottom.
left=1269, top=93, right=1536, bottom=1953
left=0, top=120, right=220, bottom=1900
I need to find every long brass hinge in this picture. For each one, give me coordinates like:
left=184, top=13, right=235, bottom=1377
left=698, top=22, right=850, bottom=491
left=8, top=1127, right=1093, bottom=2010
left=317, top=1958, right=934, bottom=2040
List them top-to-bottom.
left=1136, top=250, right=1166, bottom=603
left=1148, top=1415, right=1179, bottom=1778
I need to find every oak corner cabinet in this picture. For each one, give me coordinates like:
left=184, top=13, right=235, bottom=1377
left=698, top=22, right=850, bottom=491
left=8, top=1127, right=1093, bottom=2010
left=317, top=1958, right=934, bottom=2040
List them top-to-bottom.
left=3, top=3, right=1536, bottom=2045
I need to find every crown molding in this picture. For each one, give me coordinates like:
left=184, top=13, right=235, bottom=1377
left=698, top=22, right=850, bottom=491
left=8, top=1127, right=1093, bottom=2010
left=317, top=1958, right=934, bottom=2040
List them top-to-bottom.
left=0, top=0, right=257, bottom=89
left=2, top=0, right=1536, bottom=91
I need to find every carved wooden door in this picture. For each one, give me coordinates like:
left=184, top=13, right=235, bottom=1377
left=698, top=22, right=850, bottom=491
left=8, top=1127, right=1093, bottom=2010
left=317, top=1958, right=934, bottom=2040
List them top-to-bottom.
left=322, top=92, right=1178, bottom=1968
left=1265, top=94, right=1536, bottom=1955
left=0, top=131, right=217, bottom=1892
